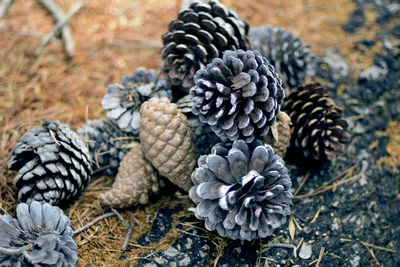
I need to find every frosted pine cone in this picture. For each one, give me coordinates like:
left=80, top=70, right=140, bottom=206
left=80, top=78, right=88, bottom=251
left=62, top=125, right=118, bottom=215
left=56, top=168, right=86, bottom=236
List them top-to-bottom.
left=161, top=0, right=250, bottom=94
left=249, top=26, right=315, bottom=88
left=190, top=49, right=285, bottom=143
left=102, top=67, right=171, bottom=134
left=283, top=83, right=350, bottom=163
left=177, top=95, right=224, bottom=155
left=140, top=97, right=196, bottom=191
left=262, top=111, right=291, bottom=158
left=78, top=118, right=137, bottom=176
left=8, top=120, right=92, bottom=205
left=189, top=140, right=292, bottom=240
left=98, top=144, right=164, bottom=208
left=0, top=201, right=77, bottom=266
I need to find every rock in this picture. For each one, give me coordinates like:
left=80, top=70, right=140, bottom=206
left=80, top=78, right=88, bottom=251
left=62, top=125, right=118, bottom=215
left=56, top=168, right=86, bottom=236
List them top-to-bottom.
left=359, top=65, right=388, bottom=81
left=299, top=243, right=312, bottom=259
left=164, top=247, right=179, bottom=257
left=349, top=255, right=361, bottom=267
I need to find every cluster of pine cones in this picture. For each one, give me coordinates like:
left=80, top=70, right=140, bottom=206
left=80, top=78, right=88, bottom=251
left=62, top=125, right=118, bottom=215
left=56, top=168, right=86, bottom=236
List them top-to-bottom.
left=3, top=2, right=351, bottom=264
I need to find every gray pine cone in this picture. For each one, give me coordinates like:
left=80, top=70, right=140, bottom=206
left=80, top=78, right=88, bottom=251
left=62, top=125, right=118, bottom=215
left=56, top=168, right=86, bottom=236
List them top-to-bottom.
left=161, top=0, right=250, bottom=94
left=249, top=26, right=315, bottom=88
left=190, top=49, right=285, bottom=143
left=102, top=67, right=172, bottom=134
left=177, top=95, right=224, bottom=155
left=77, top=118, right=137, bottom=176
left=8, top=120, right=93, bottom=205
left=189, top=140, right=292, bottom=240
left=0, top=201, right=77, bottom=266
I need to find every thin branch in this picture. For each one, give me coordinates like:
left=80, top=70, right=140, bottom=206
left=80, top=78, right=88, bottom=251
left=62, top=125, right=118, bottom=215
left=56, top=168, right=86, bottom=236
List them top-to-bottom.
left=0, top=0, right=13, bottom=20
left=294, top=172, right=310, bottom=196
left=111, top=208, right=129, bottom=228
left=72, top=211, right=116, bottom=236
left=122, top=220, right=134, bottom=251
left=315, top=246, right=325, bottom=267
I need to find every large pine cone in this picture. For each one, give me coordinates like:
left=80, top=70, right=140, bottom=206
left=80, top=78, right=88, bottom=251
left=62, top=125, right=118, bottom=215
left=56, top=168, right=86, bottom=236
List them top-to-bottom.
left=161, top=0, right=250, bottom=95
left=249, top=26, right=315, bottom=88
left=190, top=49, right=285, bottom=143
left=102, top=67, right=171, bottom=134
left=283, top=83, right=350, bottom=163
left=176, top=95, right=224, bottom=156
left=140, top=97, right=196, bottom=191
left=262, top=111, right=291, bottom=158
left=77, top=118, right=137, bottom=176
left=8, top=120, right=93, bottom=205
left=189, top=140, right=292, bottom=240
left=98, top=144, right=163, bottom=208
left=0, top=201, right=77, bottom=266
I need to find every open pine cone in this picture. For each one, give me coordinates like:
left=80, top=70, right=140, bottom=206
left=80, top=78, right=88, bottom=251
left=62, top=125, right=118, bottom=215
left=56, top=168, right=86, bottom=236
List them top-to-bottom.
left=161, top=0, right=250, bottom=95
left=249, top=26, right=315, bottom=88
left=190, top=49, right=285, bottom=143
left=102, top=67, right=171, bottom=134
left=283, top=83, right=350, bottom=164
left=140, top=97, right=196, bottom=191
left=78, top=118, right=137, bottom=176
left=8, top=120, right=92, bottom=205
left=189, top=140, right=292, bottom=240
left=98, top=143, right=164, bottom=208
left=0, top=201, right=77, bottom=266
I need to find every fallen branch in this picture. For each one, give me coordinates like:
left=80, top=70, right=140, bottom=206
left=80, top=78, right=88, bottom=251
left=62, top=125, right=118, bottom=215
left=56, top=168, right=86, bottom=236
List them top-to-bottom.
left=0, top=0, right=13, bottom=20
left=37, top=0, right=85, bottom=58
left=72, top=211, right=116, bottom=236
left=122, top=220, right=134, bottom=251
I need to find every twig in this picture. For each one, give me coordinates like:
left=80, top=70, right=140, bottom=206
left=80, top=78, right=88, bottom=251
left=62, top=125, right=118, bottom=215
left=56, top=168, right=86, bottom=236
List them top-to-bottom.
left=0, top=0, right=13, bottom=20
left=37, top=0, right=85, bottom=58
left=40, top=2, right=85, bottom=51
left=294, top=172, right=363, bottom=199
left=294, top=172, right=310, bottom=196
left=111, top=208, right=129, bottom=228
left=72, top=211, right=116, bottom=236
left=122, top=220, right=134, bottom=251
left=360, top=241, right=396, bottom=253
left=362, top=243, right=381, bottom=266
left=315, top=246, right=325, bottom=267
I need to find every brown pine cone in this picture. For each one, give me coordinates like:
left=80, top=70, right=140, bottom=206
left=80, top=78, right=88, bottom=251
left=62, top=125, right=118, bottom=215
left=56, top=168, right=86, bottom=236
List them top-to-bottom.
left=283, top=83, right=350, bottom=164
left=140, top=97, right=196, bottom=191
left=262, top=111, right=291, bottom=158
left=98, top=143, right=163, bottom=208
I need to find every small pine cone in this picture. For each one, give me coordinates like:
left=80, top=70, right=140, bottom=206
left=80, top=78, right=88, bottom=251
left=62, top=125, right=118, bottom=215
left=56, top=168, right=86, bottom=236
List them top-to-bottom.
left=161, top=0, right=250, bottom=94
left=249, top=26, right=315, bottom=88
left=190, top=49, right=285, bottom=143
left=102, top=67, right=172, bottom=134
left=283, top=83, right=350, bottom=163
left=177, top=95, right=224, bottom=155
left=140, top=97, right=196, bottom=191
left=262, top=111, right=291, bottom=158
left=78, top=118, right=137, bottom=176
left=8, top=120, right=93, bottom=205
left=189, top=140, right=292, bottom=241
left=98, top=144, right=163, bottom=208
left=0, top=201, right=77, bottom=266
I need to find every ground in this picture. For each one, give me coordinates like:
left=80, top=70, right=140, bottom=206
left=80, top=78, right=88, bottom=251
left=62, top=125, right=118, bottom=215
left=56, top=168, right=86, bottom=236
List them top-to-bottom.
left=0, top=0, right=399, bottom=266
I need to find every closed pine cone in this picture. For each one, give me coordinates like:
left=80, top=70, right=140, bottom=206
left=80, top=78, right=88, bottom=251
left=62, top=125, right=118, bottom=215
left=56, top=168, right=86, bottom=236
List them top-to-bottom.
left=140, top=97, right=196, bottom=191
left=262, top=111, right=291, bottom=158
left=98, top=143, right=162, bottom=208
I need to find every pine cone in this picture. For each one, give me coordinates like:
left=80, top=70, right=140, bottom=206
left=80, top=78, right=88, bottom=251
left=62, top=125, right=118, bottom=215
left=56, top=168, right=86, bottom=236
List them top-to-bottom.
left=161, top=0, right=250, bottom=94
left=249, top=26, right=315, bottom=88
left=190, top=49, right=285, bottom=143
left=102, top=67, right=172, bottom=134
left=283, top=83, right=350, bottom=163
left=177, top=95, right=224, bottom=155
left=140, top=97, right=196, bottom=191
left=262, top=111, right=291, bottom=158
left=78, top=118, right=137, bottom=176
left=8, top=120, right=93, bottom=205
left=189, top=140, right=292, bottom=240
left=98, top=144, right=164, bottom=208
left=0, top=201, right=77, bottom=266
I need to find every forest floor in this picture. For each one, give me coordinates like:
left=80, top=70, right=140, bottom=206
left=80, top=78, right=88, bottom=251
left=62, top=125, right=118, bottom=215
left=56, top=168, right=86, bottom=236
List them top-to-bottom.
left=0, top=0, right=399, bottom=266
